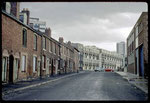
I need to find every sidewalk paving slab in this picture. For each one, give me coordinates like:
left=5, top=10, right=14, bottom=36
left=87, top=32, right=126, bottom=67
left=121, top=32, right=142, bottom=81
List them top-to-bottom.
left=116, top=71, right=148, bottom=94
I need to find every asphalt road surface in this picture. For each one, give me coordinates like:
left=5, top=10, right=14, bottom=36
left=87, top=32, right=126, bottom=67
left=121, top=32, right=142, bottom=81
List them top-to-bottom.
left=3, top=71, right=148, bottom=101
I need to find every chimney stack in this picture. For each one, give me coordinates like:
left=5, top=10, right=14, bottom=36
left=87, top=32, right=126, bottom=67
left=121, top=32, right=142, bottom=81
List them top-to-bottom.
left=21, top=8, right=30, bottom=25
left=45, top=28, right=51, bottom=37
left=59, top=37, right=64, bottom=43
left=68, top=41, right=71, bottom=46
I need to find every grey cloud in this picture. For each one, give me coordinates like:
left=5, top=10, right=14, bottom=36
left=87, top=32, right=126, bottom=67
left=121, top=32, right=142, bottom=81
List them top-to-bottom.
left=20, top=2, right=147, bottom=51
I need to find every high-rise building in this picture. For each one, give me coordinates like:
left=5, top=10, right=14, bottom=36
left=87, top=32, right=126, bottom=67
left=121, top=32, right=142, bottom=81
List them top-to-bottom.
left=116, top=41, right=125, bottom=56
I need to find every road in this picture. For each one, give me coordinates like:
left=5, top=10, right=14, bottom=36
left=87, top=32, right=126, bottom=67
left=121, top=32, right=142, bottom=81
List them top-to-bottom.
left=3, top=71, right=148, bottom=101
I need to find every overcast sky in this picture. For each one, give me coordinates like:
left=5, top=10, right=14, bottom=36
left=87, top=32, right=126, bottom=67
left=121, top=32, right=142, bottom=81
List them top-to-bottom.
left=20, top=2, right=147, bottom=51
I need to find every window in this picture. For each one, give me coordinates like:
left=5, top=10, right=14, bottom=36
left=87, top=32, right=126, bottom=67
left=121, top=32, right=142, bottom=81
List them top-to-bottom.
left=139, top=22, right=143, bottom=33
left=135, top=26, right=138, bottom=37
left=22, top=28, right=27, bottom=47
left=34, top=34, right=37, bottom=50
left=43, top=37, right=46, bottom=50
left=49, top=40, right=51, bottom=52
left=51, top=41, right=53, bottom=52
left=53, top=43, right=55, bottom=54
left=55, top=43, right=57, bottom=54
left=21, top=55, right=26, bottom=72
left=42, top=55, right=46, bottom=69
left=33, top=56, right=37, bottom=72
left=2, top=57, right=7, bottom=81
left=38, top=61, right=41, bottom=69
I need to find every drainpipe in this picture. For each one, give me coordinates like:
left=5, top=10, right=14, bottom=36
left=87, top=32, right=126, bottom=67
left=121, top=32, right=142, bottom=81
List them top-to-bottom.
left=40, top=34, right=43, bottom=79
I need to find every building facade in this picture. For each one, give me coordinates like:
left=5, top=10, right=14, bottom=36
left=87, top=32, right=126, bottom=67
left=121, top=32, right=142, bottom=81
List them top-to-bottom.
left=2, top=2, right=79, bottom=84
left=2, top=10, right=42, bottom=83
left=127, top=12, right=148, bottom=78
left=29, top=17, right=46, bottom=33
left=41, top=32, right=61, bottom=77
left=59, top=38, right=76, bottom=74
left=117, top=41, right=125, bottom=56
left=71, top=43, right=84, bottom=71
left=72, top=43, right=123, bottom=71
left=83, top=46, right=99, bottom=71
left=73, top=48, right=79, bottom=72
left=99, top=49, right=123, bottom=71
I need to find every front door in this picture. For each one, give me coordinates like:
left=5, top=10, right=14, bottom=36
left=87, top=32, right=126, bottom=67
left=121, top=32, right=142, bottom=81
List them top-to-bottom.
left=139, top=45, right=144, bottom=77
left=136, top=49, right=139, bottom=76
left=9, top=55, right=14, bottom=83
left=13, top=58, right=19, bottom=81
left=51, top=59, right=53, bottom=76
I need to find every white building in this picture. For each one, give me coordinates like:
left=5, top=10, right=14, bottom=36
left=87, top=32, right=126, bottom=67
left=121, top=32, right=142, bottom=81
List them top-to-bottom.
left=29, top=17, right=46, bottom=32
left=116, top=41, right=125, bottom=56
left=73, top=43, right=123, bottom=71
left=83, top=46, right=99, bottom=71
left=99, top=49, right=123, bottom=71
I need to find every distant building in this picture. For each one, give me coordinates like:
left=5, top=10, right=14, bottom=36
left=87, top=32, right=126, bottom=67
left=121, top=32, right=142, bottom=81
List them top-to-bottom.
left=127, top=12, right=148, bottom=78
left=29, top=17, right=46, bottom=32
left=116, top=41, right=125, bottom=56
left=71, top=43, right=84, bottom=71
left=71, top=43, right=123, bottom=71
left=83, top=46, right=99, bottom=71
left=99, top=49, right=123, bottom=71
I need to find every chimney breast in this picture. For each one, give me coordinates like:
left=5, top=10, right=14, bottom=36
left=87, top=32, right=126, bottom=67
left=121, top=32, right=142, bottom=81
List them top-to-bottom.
left=21, top=8, right=30, bottom=25
left=45, top=28, right=51, bottom=37
left=59, top=37, right=64, bottom=43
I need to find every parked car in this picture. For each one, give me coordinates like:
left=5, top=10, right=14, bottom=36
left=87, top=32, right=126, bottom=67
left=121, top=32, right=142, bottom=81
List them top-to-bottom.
left=94, top=67, right=104, bottom=72
left=94, top=67, right=100, bottom=72
left=104, top=68, right=114, bottom=72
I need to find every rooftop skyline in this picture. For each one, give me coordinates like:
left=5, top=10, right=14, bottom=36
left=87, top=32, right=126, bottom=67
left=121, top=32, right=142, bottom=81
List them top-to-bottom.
left=20, top=2, right=147, bottom=51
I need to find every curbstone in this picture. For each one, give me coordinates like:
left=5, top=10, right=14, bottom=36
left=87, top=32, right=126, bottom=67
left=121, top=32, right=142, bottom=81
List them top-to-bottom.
left=2, top=72, right=83, bottom=96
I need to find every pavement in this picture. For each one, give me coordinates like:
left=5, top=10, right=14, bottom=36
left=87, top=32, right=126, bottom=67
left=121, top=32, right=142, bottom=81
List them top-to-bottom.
left=2, top=71, right=85, bottom=96
left=3, top=71, right=147, bottom=100
left=116, top=71, right=148, bottom=94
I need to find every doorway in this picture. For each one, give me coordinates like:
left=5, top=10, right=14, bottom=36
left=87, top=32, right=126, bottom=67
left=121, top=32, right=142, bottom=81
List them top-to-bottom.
left=139, top=45, right=144, bottom=77
left=9, top=55, right=14, bottom=83
left=51, top=59, right=54, bottom=76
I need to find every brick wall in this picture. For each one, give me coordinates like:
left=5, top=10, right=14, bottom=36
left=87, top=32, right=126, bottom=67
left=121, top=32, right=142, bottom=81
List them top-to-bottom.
left=2, top=13, right=42, bottom=82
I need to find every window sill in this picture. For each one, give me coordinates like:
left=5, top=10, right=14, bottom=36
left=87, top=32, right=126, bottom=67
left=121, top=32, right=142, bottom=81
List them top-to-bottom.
left=23, top=46, right=27, bottom=48
left=33, top=48, right=37, bottom=51
left=43, top=49, right=46, bottom=51
left=42, top=68, right=46, bottom=70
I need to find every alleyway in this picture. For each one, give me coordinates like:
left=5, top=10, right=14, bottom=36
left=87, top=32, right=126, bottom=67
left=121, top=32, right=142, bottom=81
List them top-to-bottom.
left=3, top=71, right=147, bottom=101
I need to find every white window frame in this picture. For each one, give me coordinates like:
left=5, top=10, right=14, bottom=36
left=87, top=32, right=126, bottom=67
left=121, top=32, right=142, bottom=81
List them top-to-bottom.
left=34, top=33, right=37, bottom=50
left=43, top=37, right=46, bottom=50
left=49, top=40, right=51, bottom=53
left=21, top=55, right=26, bottom=72
left=33, top=55, right=37, bottom=72
left=2, top=57, right=8, bottom=81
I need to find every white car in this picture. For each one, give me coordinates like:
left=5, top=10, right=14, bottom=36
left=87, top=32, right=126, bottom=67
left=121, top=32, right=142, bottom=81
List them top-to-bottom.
left=94, top=67, right=104, bottom=72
